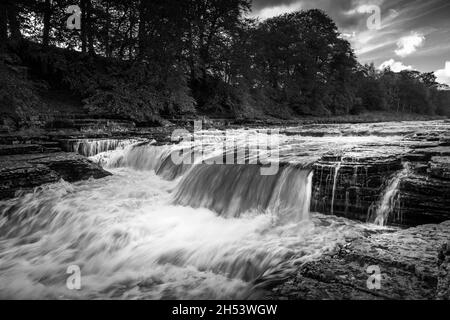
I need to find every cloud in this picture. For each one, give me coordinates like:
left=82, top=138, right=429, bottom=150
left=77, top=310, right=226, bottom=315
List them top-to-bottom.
left=254, top=2, right=303, bottom=19
left=395, top=32, right=425, bottom=57
left=379, top=59, right=414, bottom=72
left=435, top=61, right=450, bottom=85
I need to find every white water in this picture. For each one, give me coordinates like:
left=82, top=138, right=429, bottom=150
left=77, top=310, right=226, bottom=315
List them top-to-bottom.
left=0, top=132, right=383, bottom=299
left=62, top=139, right=140, bottom=157
left=330, top=163, right=341, bottom=215
left=0, top=166, right=371, bottom=300
left=370, top=166, right=409, bottom=226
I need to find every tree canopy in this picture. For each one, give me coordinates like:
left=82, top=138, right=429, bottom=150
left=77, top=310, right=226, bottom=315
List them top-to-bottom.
left=1, top=0, right=449, bottom=124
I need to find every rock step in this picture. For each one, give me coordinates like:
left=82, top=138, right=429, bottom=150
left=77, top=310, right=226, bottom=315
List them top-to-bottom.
left=0, top=144, right=44, bottom=156
left=0, top=152, right=111, bottom=200
left=312, top=155, right=403, bottom=223
left=429, top=157, right=450, bottom=180
left=267, top=221, right=450, bottom=300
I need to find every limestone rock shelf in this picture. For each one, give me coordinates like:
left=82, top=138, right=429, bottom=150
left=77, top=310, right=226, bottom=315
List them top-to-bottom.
left=310, top=130, right=450, bottom=227
left=0, top=152, right=111, bottom=200
left=311, top=154, right=403, bottom=223
left=266, top=220, right=450, bottom=300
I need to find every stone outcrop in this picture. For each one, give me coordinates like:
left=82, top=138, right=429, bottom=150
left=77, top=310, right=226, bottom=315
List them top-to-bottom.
left=311, top=130, right=450, bottom=227
left=0, top=152, right=111, bottom=200
left=311, top=153, right=403, bottom=223
left=429, top=156, right=450, bottom=180
left=396, top=172, right=450, bottom=226
left=266, top=221, right=450, bottom=300
left=438, top=242, right=450, bottom=300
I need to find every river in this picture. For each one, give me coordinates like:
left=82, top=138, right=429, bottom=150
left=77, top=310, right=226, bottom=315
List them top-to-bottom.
left=0, top=120, right=449, bottom=299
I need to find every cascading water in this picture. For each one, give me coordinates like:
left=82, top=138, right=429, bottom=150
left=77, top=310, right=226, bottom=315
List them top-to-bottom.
left=0, top=128, right=396, bottom=299
left=62, top=139, right=140, bottom=157
left=330, top=163, right=341, bottom=215
left=369, top=165, right=409, bottom=226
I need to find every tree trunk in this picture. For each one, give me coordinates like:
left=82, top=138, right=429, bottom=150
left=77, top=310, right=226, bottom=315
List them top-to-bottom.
left=42, top=0, right=52, bottom=47
left=80, top=0, right=87, bottom=53
left=86, top=0, right=95, bottom=55
left=137, top=0, right=146, bottom=59
left=6, top=1, right=22, bottom=42
left=105, top=1, right=111, bottom=58
left=0, top=3, right=7, bottom=47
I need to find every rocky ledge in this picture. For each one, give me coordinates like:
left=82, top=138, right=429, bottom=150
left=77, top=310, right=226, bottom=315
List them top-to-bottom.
left=311, top=132, right=450, bottom=227
left=0, top=152, right=111, bottom=200
left=311, top=153, right=403, bottom=222
left=265, top=220, right=450, bottom=300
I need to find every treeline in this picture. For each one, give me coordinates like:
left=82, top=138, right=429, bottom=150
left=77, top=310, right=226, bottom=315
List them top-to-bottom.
left=1, top=0, right=449, bottom=124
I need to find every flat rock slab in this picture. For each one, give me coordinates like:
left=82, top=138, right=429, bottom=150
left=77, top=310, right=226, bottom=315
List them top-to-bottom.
left=0, top=144, right=44, bottom=156
left=0, top=152, right=111, bottom=200
left=429, top=156, right=450, bottom=180
left=266, top=221, right=450, bottom=300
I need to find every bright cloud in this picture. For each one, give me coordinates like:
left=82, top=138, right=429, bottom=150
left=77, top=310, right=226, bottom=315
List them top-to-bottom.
left=253, top=2, right=303, bottom=20
left=395, top=32, right=425, bottom=57
left=379, top=59, right=414, bottom=72
left=435, top=61, right=450, bottom=86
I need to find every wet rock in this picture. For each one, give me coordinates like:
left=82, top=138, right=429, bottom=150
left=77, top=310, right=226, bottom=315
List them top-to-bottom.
left=0, top=144, right=44, bottom=156
left=413, top=146, right=450, bottom=160
left=0, top=152, right=111, bottom=200
left=311, top=154, right=403, bottom=222
left=429, top=156, right=450, bottom=180
left=397, top=173, right=450, bottom=226
left=266, top=221, right=450, bottom=300
left=437, top=242, right=450, bottom=300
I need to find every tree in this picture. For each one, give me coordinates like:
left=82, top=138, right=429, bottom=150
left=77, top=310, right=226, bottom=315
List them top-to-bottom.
left=6, top=0, right=22, bottom=42
left=42, top=0, right=52, bottom=47
left=185, top=0, right=251, bottom=83
left=0, top=2, right=7, bottom=47
left=252, top=9, right=357, bottom=115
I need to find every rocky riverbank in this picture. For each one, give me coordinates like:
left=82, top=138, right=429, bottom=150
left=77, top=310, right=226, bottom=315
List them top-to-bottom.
left=311, top=126, right=450, bottom=227
left=0, top=127, right=170, bottom=200
left=265, top=220, right=450, bottom=300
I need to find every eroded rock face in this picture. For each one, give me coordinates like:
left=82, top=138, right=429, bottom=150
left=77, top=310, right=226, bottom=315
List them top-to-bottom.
left=311, top=129, right=450, bottom=227
left=0, top=153, right=111, bottom=200
left=311, top=154, right=403, bottom=223
left=429, top=156, right=450, bottom=180
left=397, top=173, right=450, bottom=226
left=266, top=221, right=450, bottom=300
left=438, top=242, right=450, bottom=300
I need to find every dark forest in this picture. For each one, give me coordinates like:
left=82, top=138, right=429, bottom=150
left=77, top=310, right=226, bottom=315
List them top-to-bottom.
left=1, top=0, right=450, bottom=127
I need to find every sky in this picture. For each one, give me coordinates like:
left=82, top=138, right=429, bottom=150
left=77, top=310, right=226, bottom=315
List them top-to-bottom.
left=250, top=0, right=450, bottom=85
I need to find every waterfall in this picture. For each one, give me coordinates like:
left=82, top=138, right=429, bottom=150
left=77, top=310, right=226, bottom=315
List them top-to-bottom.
left=2, top=126, right=409, bottom=300
left=62, top=139, right=140, bottom=157
left=92, top=141, right=314, bottom=221
left=100, top=143, right=192, bottom=181
left=330, top=163, right=341, bottom=215
left=173, top=164, right=313, bottom=220
left=369, top=166, right=409, bottom=226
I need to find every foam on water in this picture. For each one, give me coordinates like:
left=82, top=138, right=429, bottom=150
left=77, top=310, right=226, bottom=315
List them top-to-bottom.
left=0, top=168, right=371, bottom=299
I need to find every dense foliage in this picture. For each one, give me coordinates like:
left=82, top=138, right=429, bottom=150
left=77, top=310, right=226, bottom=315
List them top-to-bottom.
left=1, top=0, right=449, bottom=123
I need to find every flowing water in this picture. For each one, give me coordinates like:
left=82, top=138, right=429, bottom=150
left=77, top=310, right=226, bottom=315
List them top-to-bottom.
left=0, top=121, right=448, bottom=299
left=369, top=165, right=410, bottom=226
